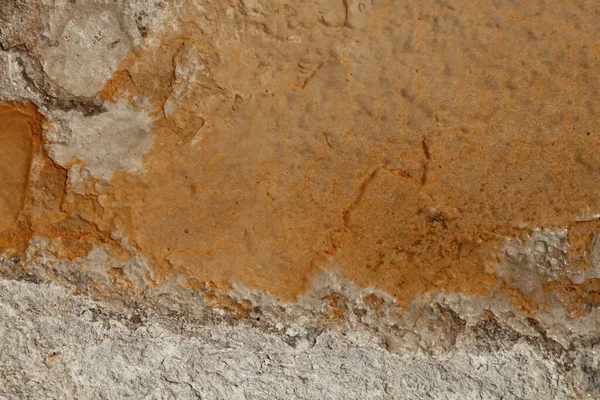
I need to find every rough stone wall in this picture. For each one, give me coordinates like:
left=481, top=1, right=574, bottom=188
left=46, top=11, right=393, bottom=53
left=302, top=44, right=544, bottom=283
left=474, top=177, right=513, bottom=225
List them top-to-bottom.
left=0, top=1, right=599, bottom=399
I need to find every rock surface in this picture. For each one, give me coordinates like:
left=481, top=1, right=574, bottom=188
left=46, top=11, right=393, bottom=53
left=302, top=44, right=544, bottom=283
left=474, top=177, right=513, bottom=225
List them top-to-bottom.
left=0, top=0, right=599, bottom=398
left=1, top=277, right=596, bottom=400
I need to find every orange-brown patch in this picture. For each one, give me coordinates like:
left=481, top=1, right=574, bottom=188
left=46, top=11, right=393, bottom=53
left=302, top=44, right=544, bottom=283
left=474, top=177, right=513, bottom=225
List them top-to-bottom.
left=92, top=0, right=600, bottom=310
left=0, top=102, right=130, bottom=274
left=0, top=103, right=37, bottom=233
left=545, top=279, right=600, bottom=317
left=195, top=280, right=253, bottom=319
left=321, top=293, right=348, bottom=319
left=364, top=294, right=385, bottom=317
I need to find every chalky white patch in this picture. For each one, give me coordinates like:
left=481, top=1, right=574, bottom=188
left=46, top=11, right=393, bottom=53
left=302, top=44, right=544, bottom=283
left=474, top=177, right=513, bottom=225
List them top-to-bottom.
left=46, top=100, right=154, bottom=180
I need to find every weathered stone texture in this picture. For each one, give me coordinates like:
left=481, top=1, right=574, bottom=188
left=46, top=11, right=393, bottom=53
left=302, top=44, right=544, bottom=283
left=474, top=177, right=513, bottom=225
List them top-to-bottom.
left=0, top=0, right=599, bottom=398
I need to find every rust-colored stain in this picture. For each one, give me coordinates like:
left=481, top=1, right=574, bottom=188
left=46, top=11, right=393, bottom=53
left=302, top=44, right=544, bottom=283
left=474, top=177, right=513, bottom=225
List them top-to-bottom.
left=3, top=1, right=600, bottom=313
left=0, top=102, right=129, bottom=268
left=0, top=103, right=36, bottom=232
left=363, top=293, right=385, bottom=317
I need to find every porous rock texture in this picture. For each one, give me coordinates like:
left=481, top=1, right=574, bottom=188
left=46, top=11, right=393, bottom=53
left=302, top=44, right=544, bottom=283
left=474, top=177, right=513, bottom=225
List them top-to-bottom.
left=0, top=1, right=599, bottom=398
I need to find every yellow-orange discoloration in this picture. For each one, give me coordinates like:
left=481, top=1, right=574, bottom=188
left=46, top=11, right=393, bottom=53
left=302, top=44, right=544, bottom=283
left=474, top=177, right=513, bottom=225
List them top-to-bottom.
left=92, top=0, right=600, bottom=309
left=2, top=2, right=597, bottom=320
left=0, top=102, right=132, bottom=274
left=0, top=103, right=37, bottom=233
left=545, top=279, right=600, bottom=317
left=195, top=280, right=254, bottom=319
left=321, top=293, right=348, bottom=320
left=364, top=294, right=385, bottom=317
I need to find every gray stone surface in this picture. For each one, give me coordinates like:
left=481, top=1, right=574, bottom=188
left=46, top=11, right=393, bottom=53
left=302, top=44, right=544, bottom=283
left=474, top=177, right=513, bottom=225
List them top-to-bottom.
left=0, top=278, right=596, bottom=400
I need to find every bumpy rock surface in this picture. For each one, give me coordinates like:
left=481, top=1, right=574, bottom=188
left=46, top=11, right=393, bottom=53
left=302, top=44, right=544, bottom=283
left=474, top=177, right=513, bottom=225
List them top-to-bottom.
left=0, top=1, right=599, bottom=398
